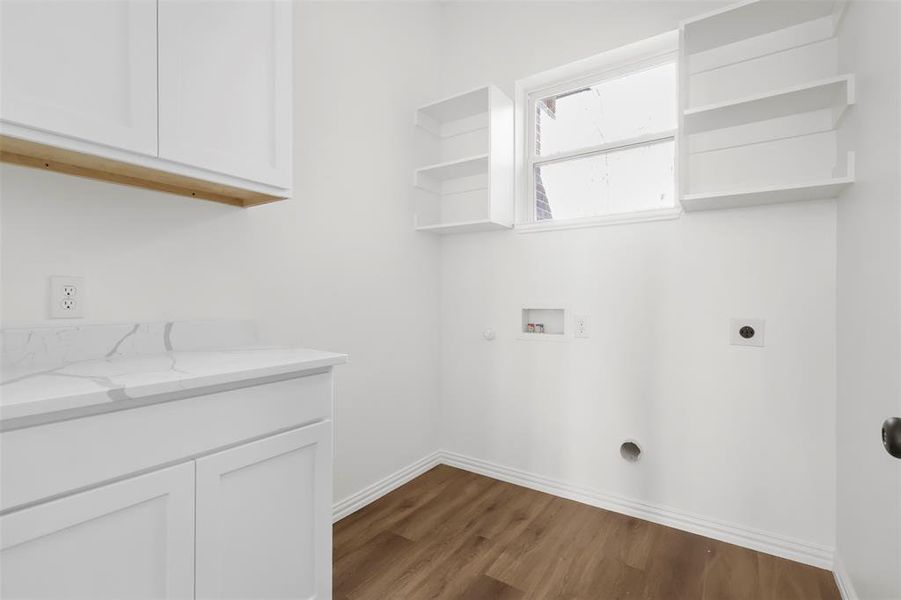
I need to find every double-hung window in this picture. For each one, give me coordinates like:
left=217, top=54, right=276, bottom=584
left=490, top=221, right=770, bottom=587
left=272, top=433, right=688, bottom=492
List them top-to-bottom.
left=518, top=32, right=679, bottom=228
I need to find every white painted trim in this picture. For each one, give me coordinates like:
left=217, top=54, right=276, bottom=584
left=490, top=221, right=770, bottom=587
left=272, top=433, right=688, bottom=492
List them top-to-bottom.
left=513, top=30, right=679, bottom=227
left=517, top=30, right=679, bottom=94
left=533, top=130, right=677, bottom=168
left=515, top=207, right=682, bottom=233
left=332, top=449, right=835, bottom=570
left=440, top=450, right=835, bottom=570
left=332, top=451, right=442, bottom=523
left=832, top=553, right=859, bottom=600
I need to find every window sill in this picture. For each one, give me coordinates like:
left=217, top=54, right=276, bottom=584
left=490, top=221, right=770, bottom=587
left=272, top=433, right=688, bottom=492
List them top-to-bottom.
left=514, top=207, right=682, bottom=233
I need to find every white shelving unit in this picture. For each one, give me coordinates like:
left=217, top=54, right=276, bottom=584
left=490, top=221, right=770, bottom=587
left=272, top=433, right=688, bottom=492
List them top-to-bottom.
left=678, top=0, right=855, bottom=212
left=682, top=0, right=847, bottom=56
left=684, top=74, right=855, bottom=134
left=413, top=85, right=514, bottom=233
left=415, top=87, right=490, bottom=138
left=682, top=152, right=854, bottom=211
left=414, top=154, right=489, bottom=191
left=415, top=220, right=508, bottom=234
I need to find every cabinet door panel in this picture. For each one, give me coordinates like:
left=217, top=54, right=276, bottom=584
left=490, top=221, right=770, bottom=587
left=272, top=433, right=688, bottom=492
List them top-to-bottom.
left=0, top=0, right=157, bottom=155
left=158, top=0, right=292, bottom=188
left=195, top=423, right=332, bottom=600
left=0, top=463, right=195, bottom=600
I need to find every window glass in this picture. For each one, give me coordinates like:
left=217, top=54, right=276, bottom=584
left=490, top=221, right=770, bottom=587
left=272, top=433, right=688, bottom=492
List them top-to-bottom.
left=535, top=62, right=677, bottom=157
left=535, top=139, right=675, bottom=221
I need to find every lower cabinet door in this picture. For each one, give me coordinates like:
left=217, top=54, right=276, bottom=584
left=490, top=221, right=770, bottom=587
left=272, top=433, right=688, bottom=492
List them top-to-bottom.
left=195, top=422, right=333, bottom=599
left=0, top=462, right=195, bottom=599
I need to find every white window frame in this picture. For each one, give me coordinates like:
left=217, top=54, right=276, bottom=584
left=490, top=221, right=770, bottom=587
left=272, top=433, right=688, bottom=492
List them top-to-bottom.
left=514, top=30, right=682, bottom=232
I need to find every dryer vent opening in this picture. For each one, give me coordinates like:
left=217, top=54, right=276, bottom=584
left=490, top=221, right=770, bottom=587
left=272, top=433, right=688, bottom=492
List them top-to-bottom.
left=620, top=441, right=642, bottom=462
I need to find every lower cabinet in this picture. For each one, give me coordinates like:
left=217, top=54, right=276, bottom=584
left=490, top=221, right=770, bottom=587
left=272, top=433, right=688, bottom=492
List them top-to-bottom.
left=0, top=422, right=331, bottom=600
left=195, top=423, right=332, bottom=599
left=0, top=462, right=195, bottom=600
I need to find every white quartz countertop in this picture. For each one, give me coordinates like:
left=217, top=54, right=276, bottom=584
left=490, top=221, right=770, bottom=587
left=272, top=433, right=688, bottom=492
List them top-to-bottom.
left=0, top=322, right=346, bottom=422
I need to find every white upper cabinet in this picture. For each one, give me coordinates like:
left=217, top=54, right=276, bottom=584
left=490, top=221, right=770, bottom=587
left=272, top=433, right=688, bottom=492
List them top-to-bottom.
left=0, top=0, right=157, bottom=155
left=0, top=0, right=292, bottom=206
left=158, top=0, right=293, bottom=189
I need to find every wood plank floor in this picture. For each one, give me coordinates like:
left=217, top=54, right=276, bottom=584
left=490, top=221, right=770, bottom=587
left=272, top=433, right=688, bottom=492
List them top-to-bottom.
left=333, top=465, right=840, bottom=600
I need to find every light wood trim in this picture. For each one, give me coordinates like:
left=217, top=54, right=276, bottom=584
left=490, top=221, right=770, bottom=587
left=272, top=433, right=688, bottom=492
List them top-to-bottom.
left=0, top=136, right=287, bottom=208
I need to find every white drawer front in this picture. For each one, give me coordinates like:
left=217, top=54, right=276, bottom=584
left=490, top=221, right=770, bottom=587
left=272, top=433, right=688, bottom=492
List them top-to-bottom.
left=1, top=372, right=332, bottom=512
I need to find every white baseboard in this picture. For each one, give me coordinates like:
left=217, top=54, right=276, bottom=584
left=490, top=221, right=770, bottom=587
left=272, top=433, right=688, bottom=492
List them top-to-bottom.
left=331, top=448, right=834, bottom=571
left=332, top=450, right=442, bottom=522
left=440, top=450, right=835, bottom=570
left=832, top=553, right=859, bottom=600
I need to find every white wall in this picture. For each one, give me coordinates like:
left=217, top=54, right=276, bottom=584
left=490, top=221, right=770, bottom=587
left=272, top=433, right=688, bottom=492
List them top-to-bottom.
left=0, top=1, right=443, bottom=503
left=3, top=1, right=890, bottom=576
left=438, top=1, right=837, bottom=553
left=835, top=2, right=901, bottom=598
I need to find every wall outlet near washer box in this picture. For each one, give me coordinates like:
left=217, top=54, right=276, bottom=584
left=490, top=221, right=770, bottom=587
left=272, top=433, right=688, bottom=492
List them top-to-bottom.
left=49, top=276, right=84, bottom=319
left=573, top=314, right=590, bottom=338
left=730, top=318, right=765, bottom=347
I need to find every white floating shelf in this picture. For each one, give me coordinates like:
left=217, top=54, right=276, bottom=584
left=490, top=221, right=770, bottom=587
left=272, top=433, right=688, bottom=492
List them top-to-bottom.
left=681, top=0, right=847, bottom=55
left=684, top=75, right=855, bottom=134
left=415, top=86, right=492, bottom=138
left=417, top=86, right=489, bottom=124
left=414, top=154, right=489, bottom=195
left=415, top=154, right=488, bottom=184
left=681, top=176, right=854, bottom=212
left=414, top=219, right=510, bottom=234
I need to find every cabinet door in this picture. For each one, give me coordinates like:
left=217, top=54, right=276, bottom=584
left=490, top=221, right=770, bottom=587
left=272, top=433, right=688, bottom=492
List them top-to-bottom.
left=0, top=0, right=157, bottom=155
left=158, top=0, right=292, bottom=188
left=195, top=423, right=332, bottom=600
left=0, top=463, right=195, bottom=600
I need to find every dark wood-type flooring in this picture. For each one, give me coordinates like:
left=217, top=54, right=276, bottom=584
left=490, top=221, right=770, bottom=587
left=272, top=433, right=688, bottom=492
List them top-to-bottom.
left=334, top=465, right=840, bottom=600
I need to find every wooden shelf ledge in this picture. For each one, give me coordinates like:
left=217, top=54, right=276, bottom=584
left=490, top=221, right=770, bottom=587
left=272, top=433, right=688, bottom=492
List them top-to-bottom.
left=0, top=136, right=287, bottom=208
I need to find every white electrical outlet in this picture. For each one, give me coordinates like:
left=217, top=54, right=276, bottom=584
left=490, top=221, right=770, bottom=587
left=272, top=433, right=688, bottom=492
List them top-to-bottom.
left=49, top=276, right=84, bottom=319
left=574, top=314, right=590, bottom=338
left=730, top=318, right=765, bottom=347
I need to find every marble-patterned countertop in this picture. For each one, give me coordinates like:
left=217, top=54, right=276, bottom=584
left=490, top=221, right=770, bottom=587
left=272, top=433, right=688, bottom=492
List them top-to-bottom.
left=0, top=321, right=346, bottom=422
